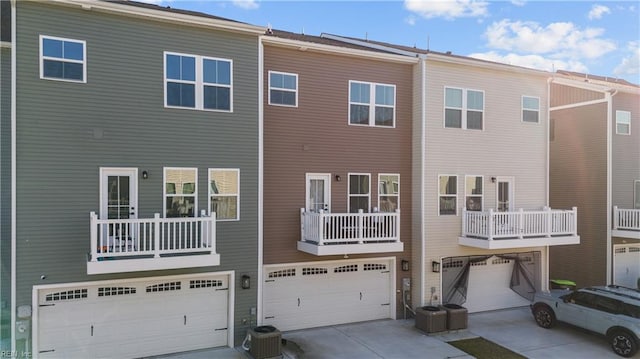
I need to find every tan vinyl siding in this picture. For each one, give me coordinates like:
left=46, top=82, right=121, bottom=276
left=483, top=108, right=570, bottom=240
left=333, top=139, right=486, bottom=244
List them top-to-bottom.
left=263, top=45, right=413, bottom=317
left=421, top=60, right=550, bottom=301
left=550, top=83, right=604, bottom=107
left=612, top=92, right=640, bottom=208
left=549, top=98, right=608, bottom=287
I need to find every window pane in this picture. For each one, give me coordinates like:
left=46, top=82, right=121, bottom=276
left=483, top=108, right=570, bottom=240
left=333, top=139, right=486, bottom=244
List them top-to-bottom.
left=43, top=38, right=63, bottom=58
left=63, top=41, right=83, bottom=61
left=166, top=55, right=181, bottom=80
left=181, top=56, right=195, bottom=81
left=205, top=59, right=230, bottom=85
left=43, top=60, right=63, bottom=78
left=217, top=60, right=231, bottom=85
left=63, top=62, right=83, bottom=80
left=270, top=73, right=283, bottom=88
left=283, top=74, right=296, bottom=90
left=350, top=82, right=370, bottom=103
left=167, top=83, right=195, bottom=108
left=375, top=85, right=394, bottom=106
left=204, top=86, right=230, bottom=110
left=445, top=88, right=462, bottom=108
left=271, top=89, right=295, bottom=106
left=467, top=91, right=483, bottom=110
left=523, top=96, right=539, bottom=110
left=350, top=104, right=369, bottom=125
left=375, top=107, right=393, bottom=126
left=445, top=109, right=462, bottom=128
left=523, top=110, right=539, bottom=123
left=467, top=111, right=483, bottom=130
left=617, top=124, right=630, bottom=135
left=165, top=169, right=196, bottom=194
left=210, top=170, right=238, bottom=195
left=349, top=175, right=369, bottom=195
left=379, top=175, right=399, bottom=194
left=439, top=176, right=457, bottom=195
left=466, top=176, right=482, bottom=195
left=119, top=177, right=130, bottom=205
left=635, top=181, right=640, bottom=209
left=380, top=196, right=398, bottom=212
left=466, top=196, right=482, bottom=211
left=166, top=197, right=195, bottom=217
left=211, top=197, right=238, bottom=220
left=349, top=197, right=369, bottom=213
left=439, top=197, right=456, bottom=215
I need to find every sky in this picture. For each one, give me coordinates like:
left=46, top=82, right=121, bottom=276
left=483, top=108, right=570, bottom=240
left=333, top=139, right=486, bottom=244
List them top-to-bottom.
left=142, top=0, right=640, bottom=84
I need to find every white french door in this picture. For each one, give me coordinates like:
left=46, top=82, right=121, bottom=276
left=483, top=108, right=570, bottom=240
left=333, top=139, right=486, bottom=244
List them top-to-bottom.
left=100, top=168, right=138, bottom=246
left=306, top=173, right=331, bottom=213
left=496, top=177, right=514, bottom=212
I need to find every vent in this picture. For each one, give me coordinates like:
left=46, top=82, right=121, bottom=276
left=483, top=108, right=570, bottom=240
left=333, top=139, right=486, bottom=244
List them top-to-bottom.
left=615, top=247, right=626, bottom=254
left=363, top=263, right=387, bottom=271
left=334, top=264, right=358, bottom=273
left=302, top=267, right=328, bottom=276
left=268, top=269, right=296, bottom=278
left=190, top=279, right=223, bottom=289
left=146, top=281, right=181, bottom=293
left=98, top=287, right=136, bottom=297
left=45, top=289, right=88, bottom=302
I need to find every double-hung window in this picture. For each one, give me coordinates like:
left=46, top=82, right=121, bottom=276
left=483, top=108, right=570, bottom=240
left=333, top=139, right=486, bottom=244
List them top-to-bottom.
left=40, top=35, right=86, bottom=82
left=165, top=52, right=232, bottom=111
left=269, top=71, right=298, bottom=107
left=349, top=81, right=396, bottom=127
left=444, top=87, right=484, bottom=130
left=522, top=96, right=540, bottom=123
left=616, top=110, right=631, bottom=135
left=164, top=168, right=197, bottom=218
left=209, top=169, right=240, bottom=221
left=349, top=173, right=370, bottom=213
left=378, top=174, right=399, bottom=212
left=439, top=175, right=457, bottom=215
left=465, top=175, right=483, bottom=211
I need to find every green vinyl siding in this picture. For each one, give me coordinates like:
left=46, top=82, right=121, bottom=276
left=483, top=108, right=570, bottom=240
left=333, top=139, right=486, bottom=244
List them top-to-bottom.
left=14, top=2, right=259, bottom=345
left=1, top=46, right=12, bottom=348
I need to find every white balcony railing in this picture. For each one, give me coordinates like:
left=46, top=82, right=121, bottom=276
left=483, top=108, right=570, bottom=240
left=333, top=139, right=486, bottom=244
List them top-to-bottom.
left=613, top=206, right=640, bottom=239
left=462, top=207, right=578, bottom=241
left=300, top=208, right=400, bottom=245
left=88, top=211, right=219, bottom=274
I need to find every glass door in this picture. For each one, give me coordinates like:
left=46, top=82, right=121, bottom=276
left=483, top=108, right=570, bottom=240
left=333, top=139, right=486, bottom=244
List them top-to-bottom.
left=100, top=168, right=138, bottom=250
left=306, top=173, right=331, bottom=213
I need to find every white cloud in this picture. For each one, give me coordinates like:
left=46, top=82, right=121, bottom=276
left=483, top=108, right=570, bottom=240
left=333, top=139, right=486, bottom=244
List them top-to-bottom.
left=232, top=0, right=259, bottom=10
left=404, top=0, right=489, bottom=20
left=510, top=0, right=526, bottom=6
left=588, top=4, right=610, bottom=20
left=405, top=15, right=417, bottom=26
left=484, top=19, right=616, bottom=59
left=613, top=42, right=640, bottom=79
left=468, top=51, right=589, bottom=73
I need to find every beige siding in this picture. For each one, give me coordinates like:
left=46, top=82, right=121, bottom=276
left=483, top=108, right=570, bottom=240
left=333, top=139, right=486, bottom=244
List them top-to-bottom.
left=421, top=60, right=550, bottom=302
left=550, top=83, right=604, bottom=107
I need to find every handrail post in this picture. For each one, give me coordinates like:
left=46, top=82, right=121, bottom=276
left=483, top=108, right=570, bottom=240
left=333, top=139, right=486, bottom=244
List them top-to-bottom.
left=613, top=206, right=618, bottom=230
left=546, top=207, right=552, bottom=237
left=572, top=207, right=578, bottom=236
left=300, top=208, right=306, bottom=243
left=395, top=208, right=400, bottom=242
left=462, top=208, right=467, bottom=237
left=518, top=208, right=524, bottom=239
left=318, top=209, right=325, bottom=245
left=358, top=209, right=364, bottom=244
left=488, top=209, right=494, bottom=241
left=210, top=211, right=217, bottom=254
left=90, top=212, right=98, bottom=262
left=154, top=213, right=161, bottom=258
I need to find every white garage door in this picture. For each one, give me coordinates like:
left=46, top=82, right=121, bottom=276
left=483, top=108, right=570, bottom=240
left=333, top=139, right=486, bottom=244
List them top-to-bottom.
left=614, top=245, right=640, bottom=289
left=465, top=257, right=530, bottom=313
left=263, top=259, right=394, bottom=331
left=36, top=274, right=230, bottom=358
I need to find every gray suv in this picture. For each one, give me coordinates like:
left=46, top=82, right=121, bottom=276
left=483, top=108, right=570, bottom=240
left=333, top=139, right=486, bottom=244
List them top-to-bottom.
left=531, top=285, right=640, bottom=357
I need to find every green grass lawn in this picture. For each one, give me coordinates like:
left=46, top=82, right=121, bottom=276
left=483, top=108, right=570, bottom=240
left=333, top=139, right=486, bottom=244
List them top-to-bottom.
left=449, top=337, right=526, bottom=359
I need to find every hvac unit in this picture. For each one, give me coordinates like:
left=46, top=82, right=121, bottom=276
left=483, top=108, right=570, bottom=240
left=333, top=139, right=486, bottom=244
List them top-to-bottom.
left=249, top=325, right=282, bottom=359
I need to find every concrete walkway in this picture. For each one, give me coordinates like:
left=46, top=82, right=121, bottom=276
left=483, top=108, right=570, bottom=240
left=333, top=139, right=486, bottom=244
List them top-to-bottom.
left=156, top=307, right=639, bottom=359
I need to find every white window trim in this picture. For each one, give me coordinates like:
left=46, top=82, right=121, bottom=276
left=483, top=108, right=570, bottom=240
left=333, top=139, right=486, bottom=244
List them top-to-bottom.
left=39, top=35, right=87, bottom=83
left=163, top=51, right=233, bottom=112
left=268, top=71, right=298, bottom=107
left=348, top=80, right=396, bottom=128
left=443, top=86, right=485, bottom=130
left=522, top=95, right=540, bottom=123
left=616, top=110, right=631, bottom=135
left=163, top=167, right=198, bottom=218
left=208, top=168, right=240, bottom=221
left=348, top=172, right=371, bottom=213
left=377, top=173, right=400, bottom=212
left=438, top=174, right=458, bottom=216
left=464, top=175, right=484, bottom=211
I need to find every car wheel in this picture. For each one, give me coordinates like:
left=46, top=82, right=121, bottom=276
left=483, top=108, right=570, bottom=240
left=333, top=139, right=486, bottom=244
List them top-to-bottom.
left=533, top=305, right=556, bottom=328
left=610, top=330, right=638, bottom=358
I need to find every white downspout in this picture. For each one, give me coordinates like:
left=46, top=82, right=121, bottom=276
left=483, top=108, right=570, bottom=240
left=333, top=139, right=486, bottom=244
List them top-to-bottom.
left=10, top=0, right=17, bottom=353
left=257, top=36, right=264, bottom=326
left=419, top=55, right=427, bottom=306
left=544, top=77, right=552, bottom=291
left=605, top=90, right=616, bottom=285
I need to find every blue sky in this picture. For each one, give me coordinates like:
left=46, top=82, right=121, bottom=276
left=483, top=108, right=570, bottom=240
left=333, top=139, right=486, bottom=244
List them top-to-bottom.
left=145, top=0, right=639, bottom=84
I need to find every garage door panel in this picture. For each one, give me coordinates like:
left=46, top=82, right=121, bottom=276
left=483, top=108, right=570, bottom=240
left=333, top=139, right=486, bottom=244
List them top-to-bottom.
left=614, top=245, right=640, bottom=289
left=465, top=258, right=530, bottom=313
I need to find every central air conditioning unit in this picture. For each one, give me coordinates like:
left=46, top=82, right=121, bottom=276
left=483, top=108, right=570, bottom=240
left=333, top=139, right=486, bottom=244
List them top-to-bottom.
left=248, top=325, right=282, bottom=359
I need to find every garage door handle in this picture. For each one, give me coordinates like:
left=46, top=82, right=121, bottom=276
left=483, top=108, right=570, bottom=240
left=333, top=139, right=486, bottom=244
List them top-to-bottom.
left=360, top=292, right=362, bottom=300
left=297, top=298, right=300, bottom=307
left=184, top=315, right=187, bottom=325
left=91, top=325, right=94, bottom=337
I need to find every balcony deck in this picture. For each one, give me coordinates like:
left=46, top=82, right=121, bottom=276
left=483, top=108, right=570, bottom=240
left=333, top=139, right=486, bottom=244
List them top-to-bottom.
left=613, top=206, right=640, bottom=239
left=459, top=207, right=580, bottom=249
left=298, top=208, right=403, bottom=255
left=87, top=211, right=220, bottom=274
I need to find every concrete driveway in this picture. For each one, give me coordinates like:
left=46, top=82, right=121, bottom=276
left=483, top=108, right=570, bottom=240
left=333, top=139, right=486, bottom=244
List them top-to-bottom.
left=155, top=306, right=639, bottom=359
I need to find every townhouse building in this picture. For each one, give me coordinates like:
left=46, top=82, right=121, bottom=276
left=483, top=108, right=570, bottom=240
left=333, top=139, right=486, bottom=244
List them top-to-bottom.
left=1, top=1, right=263, bottom=356
left=260, top=30, right=416, bottom=331
left=549, top=71, right=640, bottom=289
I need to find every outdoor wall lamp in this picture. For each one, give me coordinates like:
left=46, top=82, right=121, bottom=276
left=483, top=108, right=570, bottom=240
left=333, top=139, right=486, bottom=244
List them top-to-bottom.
left=142, top=170, right=149, bottom=180
left=335, top=175, right=342, bottom=182
left=491, top=176, right=496, bottom=183
left=401, top=260, right=410, bottom=272
left=432, top=261, right=440, bottom=273
left=241, top=275, right=251, bottom=289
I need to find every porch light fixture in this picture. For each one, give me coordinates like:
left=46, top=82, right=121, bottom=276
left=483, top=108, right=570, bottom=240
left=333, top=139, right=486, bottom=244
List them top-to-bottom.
left=142, top=170, right=149, bottom=179
left=335, top=175, right=342, bottom=182
left=491, top=177, right=496, bottom=183
left=401, top=259, right=410, bottom=272
left=432, top=261, right=440, bottom=273
left=241, top=275, right=251, bottom=289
